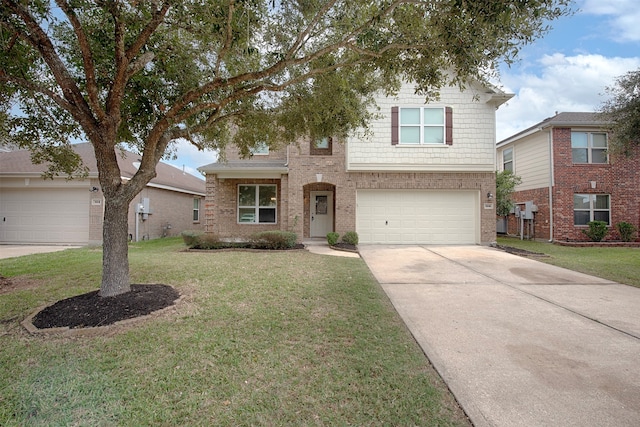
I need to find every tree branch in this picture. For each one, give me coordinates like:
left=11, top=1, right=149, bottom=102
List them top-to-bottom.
left=1, top=0, right=98, bottom=133
left=55, top=0, right=105, bottom=121
left=215, top=0, right=236, bottom=76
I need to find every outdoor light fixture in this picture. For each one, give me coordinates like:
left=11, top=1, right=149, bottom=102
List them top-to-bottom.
left=90, top=186, right=100, bottom=193
left=487, top=192, right=493, bottom=200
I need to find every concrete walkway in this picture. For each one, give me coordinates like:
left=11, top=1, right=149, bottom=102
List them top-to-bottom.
left=359, top=245, right=640, bottom=427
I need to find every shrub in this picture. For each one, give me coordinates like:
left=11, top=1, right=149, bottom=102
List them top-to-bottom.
left=582, top=221, right=608, bottom=242
left=616, top=221, right=638, bottom=242
left=181, top=230, right=204, bottom=247
left=250, top=231, right=298, bottom=250
left=341, top=231, right=359, bottom=246
left=326, top=232, right=340, bottom=246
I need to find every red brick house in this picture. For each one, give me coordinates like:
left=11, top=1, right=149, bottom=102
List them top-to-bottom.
left=199, top=81, right=512, bottom=245
left=496, top=112, right=640, bottom=242
left=0, top=143, right=205, bottom=245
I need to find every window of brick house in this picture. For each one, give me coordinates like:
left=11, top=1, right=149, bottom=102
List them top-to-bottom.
left=392, top=106, right=452, bottom=145
left=571, top=132, right=608, bottom=164
left=310, top=137, right=332, bottom=155
left=250, top=142, right=269, bottom=155
left=503, top=147, right=513, bottom=172
left=238, top=184, right=277, bottom=223
left=573, top=194, right=610, bottom=226
left=193, top=198, right=200, bottom=222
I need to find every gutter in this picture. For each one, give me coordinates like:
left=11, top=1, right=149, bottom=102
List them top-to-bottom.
left=548, top=129, right=554, bottom=242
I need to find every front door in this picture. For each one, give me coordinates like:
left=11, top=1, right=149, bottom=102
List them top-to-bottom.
left=310, top=191, right=334, bottom=237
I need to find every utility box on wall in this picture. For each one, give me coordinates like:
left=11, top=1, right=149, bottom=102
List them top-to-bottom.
left=138, top=197, right=151, bottom=220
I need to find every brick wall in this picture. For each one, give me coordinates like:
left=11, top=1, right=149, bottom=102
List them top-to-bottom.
left=551, top=128, right=640, bottom=242
left=205, top=137, right=497, bottom=243
left=127, top=187, right=204, bottom=241
left=506, top=187, right=550, bottom=240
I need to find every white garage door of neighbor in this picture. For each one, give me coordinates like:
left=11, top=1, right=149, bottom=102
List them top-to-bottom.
left=0, top=188, right=90, bottom=244
left=356, top=190, right=479, bottom=244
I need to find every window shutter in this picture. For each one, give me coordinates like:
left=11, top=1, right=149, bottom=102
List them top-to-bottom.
left=391, top=106, right=399, bottom=145
left=445, top=107, right=453, bottom=145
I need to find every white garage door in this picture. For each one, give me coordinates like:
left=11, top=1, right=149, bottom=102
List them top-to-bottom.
left=0, top=188, right=90, bottom=244
left=356, top=190, right=479, bottom=244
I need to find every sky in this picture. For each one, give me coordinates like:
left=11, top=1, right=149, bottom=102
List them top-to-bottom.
left=165, top=0, right=640, bottom=179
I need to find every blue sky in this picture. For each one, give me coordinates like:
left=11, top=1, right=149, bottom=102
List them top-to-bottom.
left=166, top=0, right=640, bottom=179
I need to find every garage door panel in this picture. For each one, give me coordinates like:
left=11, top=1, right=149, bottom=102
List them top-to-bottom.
left=0, top=188, right=89, bottom=244
left=356, top=190, right=478, bottom=244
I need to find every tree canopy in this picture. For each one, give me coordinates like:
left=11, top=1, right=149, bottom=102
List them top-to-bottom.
left=1, top=0, right=572, bottom=296
left=599, top=67, right=640, bottom=156
left=496, top=170, right=522, bottom=217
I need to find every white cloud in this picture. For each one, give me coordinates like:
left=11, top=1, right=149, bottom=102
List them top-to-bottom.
left=581, top=0, right=640, bottom=42
left=496, top=54, right=640, bottom=141
left=164, top=139, right=218, bottom=180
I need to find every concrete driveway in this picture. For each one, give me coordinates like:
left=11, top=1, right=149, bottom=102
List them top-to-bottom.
left=0, top=245, right=82, bottom=259
left=359, top=245, right=640, bottom=427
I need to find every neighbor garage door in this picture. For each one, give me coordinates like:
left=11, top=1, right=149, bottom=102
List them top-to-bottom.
left=0, top=188, right=90, bottom=244
left=356, top=190, right=478, bottom=244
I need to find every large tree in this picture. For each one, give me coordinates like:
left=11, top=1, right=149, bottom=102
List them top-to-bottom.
left=1, top=0, right=571, bottom=297
left=599, top=67, right=640, bottom=155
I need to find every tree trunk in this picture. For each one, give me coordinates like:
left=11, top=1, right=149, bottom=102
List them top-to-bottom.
left=99, top=195, right=131, bottom=297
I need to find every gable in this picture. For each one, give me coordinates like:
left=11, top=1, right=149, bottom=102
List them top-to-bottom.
left=347, top=82, right=510, bottom=172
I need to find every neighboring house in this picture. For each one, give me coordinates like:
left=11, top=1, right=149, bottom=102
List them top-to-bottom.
left=199, top=81, right=512, bottom=245
left=496, top=112, right=640, bottom=242
left=0, top=143, right=205, bottom=245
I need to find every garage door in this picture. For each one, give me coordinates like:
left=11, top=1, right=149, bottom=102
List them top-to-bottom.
left=0, top=188, right=90, bottom=244
left=356, top=190, right=479, bottom=244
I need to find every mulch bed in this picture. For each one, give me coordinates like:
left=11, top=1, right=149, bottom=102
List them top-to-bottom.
left=497, top=245, right=548, bottom=257
left=31, top=284, right=180, bottom=329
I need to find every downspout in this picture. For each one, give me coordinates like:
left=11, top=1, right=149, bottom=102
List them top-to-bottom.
left=547, top=129, right=554, bottom=242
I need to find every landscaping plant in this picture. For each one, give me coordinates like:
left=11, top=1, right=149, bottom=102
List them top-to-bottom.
left=582, top=221, right=609, bottom=242
left=615, top=221, right=638, bottom=242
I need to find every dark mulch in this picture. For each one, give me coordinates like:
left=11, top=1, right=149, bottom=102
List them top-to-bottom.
left=330, top=242, right=358, bottom=252
left=497, top=245, right=548, bottom=257
left=31, top=284, right=180, bottom=329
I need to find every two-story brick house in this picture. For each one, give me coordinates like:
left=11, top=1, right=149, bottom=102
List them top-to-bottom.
left=199, top=81, right=512, bottom=245
left=496, top=112, right=640, bottom=242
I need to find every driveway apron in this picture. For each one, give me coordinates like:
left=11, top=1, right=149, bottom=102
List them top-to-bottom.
left=359, top=245, right=640, bottom=427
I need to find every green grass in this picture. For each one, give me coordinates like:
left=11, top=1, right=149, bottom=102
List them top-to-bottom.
left=497, top=236, right=640, bottom=287
left=0, top=238, right=468, bottom=426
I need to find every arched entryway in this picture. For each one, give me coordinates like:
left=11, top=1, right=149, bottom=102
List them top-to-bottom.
left=303, top=183, right=336, bottom=238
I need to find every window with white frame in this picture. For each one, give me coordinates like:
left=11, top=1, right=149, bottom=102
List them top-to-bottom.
left=400, top=107, right=445, bottom=144
left=571, top=132, right=608, bottom=164
left=250, top=142, right=269, bottom=155
left=503, top=147, right=513, bottom=172
left=238, top=184, right=277, bottom=223
left=573, top=194, right=610, bottom=226
left=193, top=198, right=200, bottom=222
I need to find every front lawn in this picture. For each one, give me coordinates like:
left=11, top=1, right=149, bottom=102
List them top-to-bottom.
left=497, top=236, right=640, bottom=287
left=0, top=238, right=469, bottom=426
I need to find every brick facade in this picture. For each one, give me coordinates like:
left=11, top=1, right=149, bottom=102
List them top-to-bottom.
left=505, top=124, right=640, bottom=242
left=551, top=128, right=640, bottom=242
left=205, top=139, right=497, bottom=243
left=126, top=187, right=204, bottom=242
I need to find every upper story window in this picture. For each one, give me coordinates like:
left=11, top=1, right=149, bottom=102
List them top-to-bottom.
left=391, top=106, right=452, bottom=145
left=400, top=107, right=445, bottom=144
left=571, top=132, right=607, bottom=164
left=310, top=137, right=332, bottom=155
left=250, top=142, right=269, bottom=156
left=503, top=148, right=513, bottom=172
left=238, top=184, right=277, bottom=224
left=573, top=194, right=610, bottom=226
left=193, top=198, right=200, bottom=222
